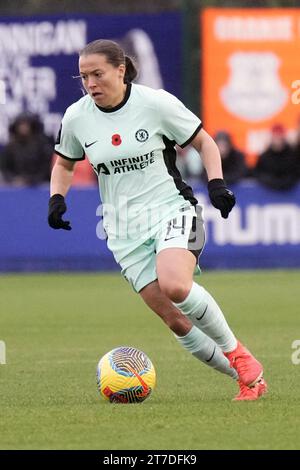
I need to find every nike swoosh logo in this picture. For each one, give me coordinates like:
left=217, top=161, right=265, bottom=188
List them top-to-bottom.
left=84, top=140, right=98, bottom=148
left=164, top=236, right=178, bottom=241
left=196, top=304, right=208, bottom=320
left=127, top=365, right=150, bottom=398
left=102, top=366, right=150, bottom=403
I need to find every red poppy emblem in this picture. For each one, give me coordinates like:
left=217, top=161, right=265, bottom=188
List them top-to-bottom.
left=112, top=134, right=122, bottom=146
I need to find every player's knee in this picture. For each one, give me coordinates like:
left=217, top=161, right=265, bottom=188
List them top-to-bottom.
left=159, top=279, right=191, bottom=303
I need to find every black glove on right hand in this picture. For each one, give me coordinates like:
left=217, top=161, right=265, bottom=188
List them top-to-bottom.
left=208, top=178, right=236, bottom=219
left=48, top=194, right=72, bottom=230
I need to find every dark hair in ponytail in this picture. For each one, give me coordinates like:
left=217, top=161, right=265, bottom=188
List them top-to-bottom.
left=79, top=39, right=138, bottom=84
left=124, top=55, right=138, bottom=83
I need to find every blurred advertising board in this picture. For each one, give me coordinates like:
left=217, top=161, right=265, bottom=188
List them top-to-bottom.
left=201, top=8, right=300, bottom=164
left=0, top=12, right=181, bottom=145
left=1, top=184, right=299, bottom=271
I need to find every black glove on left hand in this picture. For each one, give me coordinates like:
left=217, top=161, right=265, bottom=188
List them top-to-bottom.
left=208, top=178, right=236, bottom=219
left=48, top=194, right=72, bottom=230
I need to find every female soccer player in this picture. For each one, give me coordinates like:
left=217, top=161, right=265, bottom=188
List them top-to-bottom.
left=49, top=39, right=267, bottom=401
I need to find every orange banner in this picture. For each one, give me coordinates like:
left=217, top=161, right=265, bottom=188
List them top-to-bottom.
left=201, top=8, right=300, bottom=165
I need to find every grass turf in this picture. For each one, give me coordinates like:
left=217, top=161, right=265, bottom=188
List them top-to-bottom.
left=0, top=270, right=299, bottom=450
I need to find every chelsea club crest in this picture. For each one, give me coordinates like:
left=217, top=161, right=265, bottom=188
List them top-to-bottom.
left=135, top=129, right=149, bottom=142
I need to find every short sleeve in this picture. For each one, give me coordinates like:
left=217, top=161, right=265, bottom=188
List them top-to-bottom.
left=157, top=89, right=202, bottom=148
left=55, top=111, right=85, bottom=161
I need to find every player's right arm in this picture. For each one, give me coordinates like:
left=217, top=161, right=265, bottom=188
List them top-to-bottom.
left=48, top=109, right=84, bottom=231
left=48, top=156, right=75, bottom=231
left=50, top=156, right=76, bottom=197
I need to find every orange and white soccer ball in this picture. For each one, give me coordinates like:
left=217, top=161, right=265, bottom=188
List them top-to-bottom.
left=96, top=346, right=156, bottom=403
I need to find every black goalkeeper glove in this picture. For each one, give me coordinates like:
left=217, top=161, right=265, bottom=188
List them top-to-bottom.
left=208, top=178, right=236, bottom=219
left=48, top=194, right=72, bottom=230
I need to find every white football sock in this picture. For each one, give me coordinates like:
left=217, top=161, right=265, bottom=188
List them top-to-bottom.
left=175, top=282, right=237, bottom=353
left=175, top=326, right=238, bottom=379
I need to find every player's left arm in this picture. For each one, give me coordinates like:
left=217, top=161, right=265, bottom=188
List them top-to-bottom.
left=191, top=128, right=236, bottom=219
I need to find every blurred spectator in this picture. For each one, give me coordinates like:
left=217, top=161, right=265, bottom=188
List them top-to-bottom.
left=0, top=113, right=53, bottom=186
left=254, top=124, right=299, bottom=191
left=201, top=130, right=247, bottom=185
left=177, top=145, right=204, bottom=181
left=53, top=156, right=97, bottom=187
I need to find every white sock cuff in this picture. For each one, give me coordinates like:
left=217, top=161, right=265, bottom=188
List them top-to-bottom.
left=174, top=282, right=206, bottom=316
left=174, top=326, right=205, bottom=354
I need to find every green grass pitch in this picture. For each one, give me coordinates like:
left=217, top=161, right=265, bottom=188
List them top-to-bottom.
left=1, top=270, right=300, bottom=450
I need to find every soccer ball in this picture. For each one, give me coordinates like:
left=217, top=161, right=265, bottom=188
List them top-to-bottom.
left=96, top=346, right=156, bottom=403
